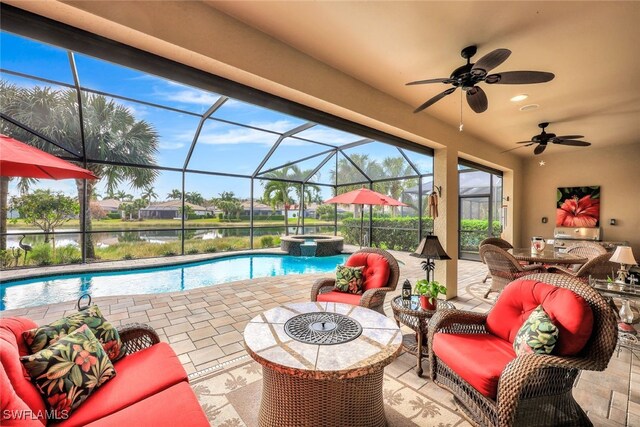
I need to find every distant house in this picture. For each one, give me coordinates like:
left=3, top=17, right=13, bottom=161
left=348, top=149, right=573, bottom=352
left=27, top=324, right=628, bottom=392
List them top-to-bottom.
left=94, top=198, right=121, bottom=213
left=140, top=200, right=209, bottom=219
left=241, top=200, right=281, bottom=216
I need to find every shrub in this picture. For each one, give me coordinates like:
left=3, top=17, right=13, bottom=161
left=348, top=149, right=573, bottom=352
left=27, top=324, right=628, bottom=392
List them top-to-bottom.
left=107, top=212, right=121, bottom=220
left=260, top=236, right=275, bottom=248
left=273, top=236, right=281, bottom=246
left=29, top=244, right=52, bottom=266
left=54, top=245, right=81, bottom=264
left=204, top=246, right=218, bottom=253
left=186, top=248, right=199, bottom=255
left=163, top=250, right=177, bottom=257
left=122, top=254, right=134, bottom=260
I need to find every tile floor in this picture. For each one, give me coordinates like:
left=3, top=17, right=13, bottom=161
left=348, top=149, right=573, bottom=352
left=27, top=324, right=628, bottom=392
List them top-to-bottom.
left=2, top=249, right=637, bottom=426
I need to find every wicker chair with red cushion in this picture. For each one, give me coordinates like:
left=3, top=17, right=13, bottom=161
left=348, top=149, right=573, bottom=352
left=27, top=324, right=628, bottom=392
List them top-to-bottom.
left=310, top=248, right=400, bottom=313
left=428, top=273, right=617, bottom=427
left=0, top=317, right=209, bottom=426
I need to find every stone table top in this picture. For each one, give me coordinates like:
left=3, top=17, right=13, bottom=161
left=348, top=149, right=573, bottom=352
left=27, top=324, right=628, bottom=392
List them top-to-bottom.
left=244, top=302, right=402, bottom=380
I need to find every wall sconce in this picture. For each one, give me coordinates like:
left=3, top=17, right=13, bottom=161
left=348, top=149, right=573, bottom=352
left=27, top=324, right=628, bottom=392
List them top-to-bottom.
left=541, top=217, right=548, bottom=224
left=610, top=219, right=616, bottom=226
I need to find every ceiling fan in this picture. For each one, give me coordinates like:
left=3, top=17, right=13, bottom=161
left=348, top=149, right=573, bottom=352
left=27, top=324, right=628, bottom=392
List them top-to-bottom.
left=407, top=45, right=555, bottom=114
left=504, top=122, right=592, bottom=155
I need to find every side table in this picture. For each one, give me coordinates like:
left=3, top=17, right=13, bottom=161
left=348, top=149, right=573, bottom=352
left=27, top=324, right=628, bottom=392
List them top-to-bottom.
left=391, top=295, right=455, bottom=377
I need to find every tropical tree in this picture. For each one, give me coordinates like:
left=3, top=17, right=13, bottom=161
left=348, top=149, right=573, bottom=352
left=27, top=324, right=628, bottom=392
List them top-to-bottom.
left=0, top=80, right=159, bottom=258
left=261, top=167, right=298, bottom=235
left=291, top=167, right=321, bottom=233
left=141, top=186, right=158, bottom=206
left=11, top=189, right=80, bottom=243
left=167, top=189, right=182, bottom=200
left=115, top=190, right=133, bottom=202
left=185, top=191, right=204, bottom=206
left=213, top=192, right=242, bottom=220
left=119, top=198, right=147, bottom=220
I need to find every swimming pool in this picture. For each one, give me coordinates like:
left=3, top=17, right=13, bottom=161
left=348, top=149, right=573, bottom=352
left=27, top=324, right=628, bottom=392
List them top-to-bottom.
left=0, top=253, right=350, bottom=311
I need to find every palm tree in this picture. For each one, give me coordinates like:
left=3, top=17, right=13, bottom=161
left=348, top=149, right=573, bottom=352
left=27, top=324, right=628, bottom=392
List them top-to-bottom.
left=0, top=80, right=159, bottom=258
left=262, top=167, right=298, bottom=236
left=290, top=167, right=321, bottom=234
left=141, top=186, right=158, bottom=206
left=167, top=189, right=182, bottom=200
left=115, top=190, right=133, bottom=202
left=185, top=191, right=204, bottom=206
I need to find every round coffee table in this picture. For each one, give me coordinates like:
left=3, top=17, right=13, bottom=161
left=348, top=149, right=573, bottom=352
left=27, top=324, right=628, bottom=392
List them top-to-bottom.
left=391, top=295, right=455, bottom=377
left=244, top=302, right=402, bottom=427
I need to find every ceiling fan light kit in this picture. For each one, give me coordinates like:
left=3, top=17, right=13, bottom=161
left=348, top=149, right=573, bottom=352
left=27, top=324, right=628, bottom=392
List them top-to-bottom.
left=407, top=45, right=555, bottom=114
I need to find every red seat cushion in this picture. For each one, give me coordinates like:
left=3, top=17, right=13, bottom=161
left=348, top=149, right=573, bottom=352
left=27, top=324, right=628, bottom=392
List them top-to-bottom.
left=346, top=252, right=390, bottom=291
left=485, top=279, right=593, bottom=356
left=316, top=290, right=362, bottom=305
left=0, top=318, right=47, bottom=422
left=433, top=333, right=515, bottom=399
left=56, top=342, right=187, bottom=427
left=1, top=364, right=44, bottom=426
left=83, top=382, right=209, bottom=427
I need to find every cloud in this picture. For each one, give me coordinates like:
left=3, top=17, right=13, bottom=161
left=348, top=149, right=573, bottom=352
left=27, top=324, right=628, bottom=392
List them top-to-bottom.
left=162, top=89, right=221, bottom=106
left=197, top=125, right=278, bottom=146
left=158, top=141, right=186, bottom=150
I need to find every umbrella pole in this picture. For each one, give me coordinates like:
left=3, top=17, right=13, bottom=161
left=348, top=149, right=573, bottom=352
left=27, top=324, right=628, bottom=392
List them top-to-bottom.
left=360, top=204, right=364, bottom=248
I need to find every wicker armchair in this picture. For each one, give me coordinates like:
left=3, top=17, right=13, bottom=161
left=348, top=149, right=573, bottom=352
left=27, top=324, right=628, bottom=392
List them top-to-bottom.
left=479, top=237, right=514, bottom=285
left=565, top=242, right=607, bottom=271
left=480, top=244, right=545, bottom=297
left=310, top=248, right=399, bottom=313
left=547, top=252, right=618, bottom=283
left=428, top=273, right=618, bottom=427
left=118, top=322, right=161, bottom=355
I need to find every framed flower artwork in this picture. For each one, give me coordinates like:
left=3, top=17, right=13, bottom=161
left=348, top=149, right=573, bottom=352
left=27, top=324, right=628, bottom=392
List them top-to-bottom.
left=556, top=186, right=600, bottom=227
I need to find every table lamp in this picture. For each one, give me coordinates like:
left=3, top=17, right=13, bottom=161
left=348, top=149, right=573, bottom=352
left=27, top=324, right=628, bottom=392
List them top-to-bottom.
left=411, top=234, right=451, bottom=283
left=610, top=246, right=637, bottom=284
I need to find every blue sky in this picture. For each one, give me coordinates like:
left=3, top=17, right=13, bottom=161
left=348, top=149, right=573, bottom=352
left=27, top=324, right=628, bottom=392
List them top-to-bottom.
left=1, top=31, right=433, bottom=202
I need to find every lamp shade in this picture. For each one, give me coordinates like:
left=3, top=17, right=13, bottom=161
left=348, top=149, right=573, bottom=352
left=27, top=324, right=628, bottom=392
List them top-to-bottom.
left=411, top=235, right=451, bottom=260
left=610, top=246, right=637, bottom=265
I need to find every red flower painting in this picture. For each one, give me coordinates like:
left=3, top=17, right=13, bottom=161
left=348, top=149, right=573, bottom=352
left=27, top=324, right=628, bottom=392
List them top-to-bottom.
left=556, top=189, right=600, bottom=227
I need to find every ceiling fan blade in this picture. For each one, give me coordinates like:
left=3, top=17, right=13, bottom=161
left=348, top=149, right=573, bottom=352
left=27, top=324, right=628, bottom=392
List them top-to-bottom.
left=471, top=49, right=511, bottom=74
left=485, top=71, right=555, bottom=84
left=406, top=78, right=452, bottom=86
left=466, top=86, right=488, bottom=113
left=413, top=87, right=456, bottom=113
left=554, top=135, right=584, bottom=140
left=553, top=139, right=591, bottom=147
left=516, top=140, right=534, bottom=144
left=534, top=144, right=547, bottom=155
left=501, top=146, right=526, bottom=154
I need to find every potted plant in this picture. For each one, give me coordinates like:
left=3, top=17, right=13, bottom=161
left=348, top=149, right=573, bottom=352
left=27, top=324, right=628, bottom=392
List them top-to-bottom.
left=414, top=279, right=446, bottom=310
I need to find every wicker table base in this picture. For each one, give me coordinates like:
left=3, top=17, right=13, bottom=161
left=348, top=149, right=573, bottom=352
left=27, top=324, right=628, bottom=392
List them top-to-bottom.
left=401, top=333, right=429, bottom=357
left=259, top=366, right=386, bottom=427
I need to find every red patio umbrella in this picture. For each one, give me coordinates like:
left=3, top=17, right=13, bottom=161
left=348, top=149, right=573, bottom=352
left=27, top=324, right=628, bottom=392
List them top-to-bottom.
left=0, top=134, right=97, bottom=180
left=325, top=187, right=407, bottom=247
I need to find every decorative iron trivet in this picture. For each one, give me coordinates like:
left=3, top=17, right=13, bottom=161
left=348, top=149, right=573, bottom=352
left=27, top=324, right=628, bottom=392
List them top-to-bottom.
left=284, top=312, right=362, bottom=345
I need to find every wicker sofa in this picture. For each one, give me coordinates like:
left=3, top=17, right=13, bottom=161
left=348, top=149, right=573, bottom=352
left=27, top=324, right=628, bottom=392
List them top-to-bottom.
left=428, top=273, right=617, bottom=427
left=1, top=317, right=209, bottom=426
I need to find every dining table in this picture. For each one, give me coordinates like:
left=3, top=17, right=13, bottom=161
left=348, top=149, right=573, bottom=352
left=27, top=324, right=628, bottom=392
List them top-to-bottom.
left=509, top=248, right=588, bottom=266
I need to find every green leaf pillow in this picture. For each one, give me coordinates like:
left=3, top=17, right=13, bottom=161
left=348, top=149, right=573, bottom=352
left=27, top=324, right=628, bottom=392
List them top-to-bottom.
left=335, top=265, right=364, bottom=294
left=23, top=305, right=123, bottom=362
left=513, top=305, right=559, bottom=355
left=20, top=324, right=116, bottom=420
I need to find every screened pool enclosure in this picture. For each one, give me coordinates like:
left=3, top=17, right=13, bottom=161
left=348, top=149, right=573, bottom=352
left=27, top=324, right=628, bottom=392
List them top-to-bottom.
left=0, top=21, right=435, bottom=268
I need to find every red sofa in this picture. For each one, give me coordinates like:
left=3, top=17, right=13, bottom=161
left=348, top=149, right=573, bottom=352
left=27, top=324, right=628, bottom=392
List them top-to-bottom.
left=1, top=317, right=209, bottom=427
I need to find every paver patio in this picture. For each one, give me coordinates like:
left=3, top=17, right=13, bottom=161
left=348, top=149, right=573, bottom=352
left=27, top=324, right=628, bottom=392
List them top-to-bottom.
left=2, top=250, right=637, bottom=426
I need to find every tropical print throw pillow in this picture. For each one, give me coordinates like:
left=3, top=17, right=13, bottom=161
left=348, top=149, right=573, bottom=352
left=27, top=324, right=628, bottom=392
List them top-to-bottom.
left=335, top=265, right=364, bottom=294
left=23, top=305, right=123, bottom=362
left=513, top=305, right=559, bottom=355
left=20, top=325, right=116, bottom=420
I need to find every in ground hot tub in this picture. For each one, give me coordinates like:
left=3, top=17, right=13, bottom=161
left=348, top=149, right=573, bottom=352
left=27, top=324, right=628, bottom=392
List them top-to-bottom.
left=280, top=235, right=344, bottom=256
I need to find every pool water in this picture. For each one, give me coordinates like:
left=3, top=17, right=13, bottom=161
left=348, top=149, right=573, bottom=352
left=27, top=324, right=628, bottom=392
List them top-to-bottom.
left=0, top=254, right=349, bottom=311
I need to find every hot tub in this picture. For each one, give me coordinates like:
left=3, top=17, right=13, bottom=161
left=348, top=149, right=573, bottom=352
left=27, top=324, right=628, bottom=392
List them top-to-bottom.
left=280, top=235, right=344, bottom=257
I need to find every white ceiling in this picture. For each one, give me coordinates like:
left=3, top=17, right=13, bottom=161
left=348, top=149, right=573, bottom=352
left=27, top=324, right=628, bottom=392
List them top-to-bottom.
left=206, top=1, right=640, bottom=157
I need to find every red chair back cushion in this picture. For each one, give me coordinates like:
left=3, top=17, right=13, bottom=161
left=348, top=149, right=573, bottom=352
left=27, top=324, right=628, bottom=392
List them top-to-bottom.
left=346, top=252, right=390, bottom=291
left=486, top=279, right=593, bottom=356
left=0, top=318, right=47, bottom=423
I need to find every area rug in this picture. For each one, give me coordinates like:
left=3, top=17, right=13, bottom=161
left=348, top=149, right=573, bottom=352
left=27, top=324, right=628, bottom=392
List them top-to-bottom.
left=465, top=280, right=499, bottom=305
left=191, top=357, right=470, bottom=427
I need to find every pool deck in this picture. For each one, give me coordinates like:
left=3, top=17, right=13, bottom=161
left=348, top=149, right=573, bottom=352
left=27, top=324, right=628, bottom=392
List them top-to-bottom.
left=1, top=248, right=638, bottom=426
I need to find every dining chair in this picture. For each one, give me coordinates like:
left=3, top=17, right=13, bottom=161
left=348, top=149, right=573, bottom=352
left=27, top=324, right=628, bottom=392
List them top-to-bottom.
left=479, top=237, right=514, bottom=287
left=480, top=244, right=546, bottom=297
left=547, top=252, right=618, bottom=283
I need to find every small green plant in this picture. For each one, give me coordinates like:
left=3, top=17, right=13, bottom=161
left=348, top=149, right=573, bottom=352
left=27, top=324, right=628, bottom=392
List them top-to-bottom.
left=260, top=236, right=274, bottom=248
left=29, top=244, right=52, bottom=266
left=204, top=246, right=218, bottom=254
left=186, top=248, right=199, bottom=255
left=163, top=250, right=177, bottom=257
left=122, top=254, right=134, bottom=260
left=414, top=280, right=446, bottom=304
